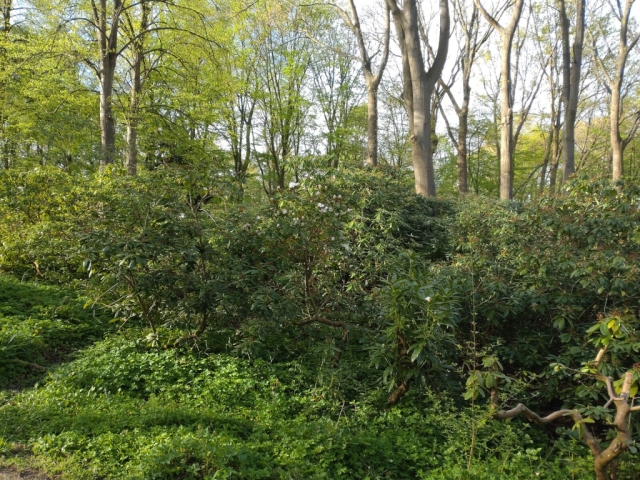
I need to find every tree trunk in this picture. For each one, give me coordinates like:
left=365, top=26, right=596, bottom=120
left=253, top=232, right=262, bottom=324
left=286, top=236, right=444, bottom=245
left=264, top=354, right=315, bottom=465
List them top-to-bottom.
left=1, top=0, right=11, bottom=169
left=97, top=0, right=122, bottom=167
left=342, top=0, right=389, bottom=169
left=387, top=0, right=448, bottom=198
left=475, top=0, right=524, bottom=200
left=560, top=0, right=585, bottom=182
left=124, top=1, right=149, bottom=176
left=499, top=38, right=513, bottom=199
left=125, top=50, right=142, bottom=175
left=100, top=70, right=116, bottom=166
left=611, top=80, right=623, bottom=183
left=366, top=85, right=379, bottom=167
left=457, top=110, right=469, bottom=193
left=539, top=122, right=553, bottom=195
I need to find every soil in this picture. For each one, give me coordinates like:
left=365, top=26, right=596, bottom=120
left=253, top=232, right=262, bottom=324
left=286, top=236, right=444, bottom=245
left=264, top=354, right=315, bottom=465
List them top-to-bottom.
left=0, top=467, right=51, bottom=480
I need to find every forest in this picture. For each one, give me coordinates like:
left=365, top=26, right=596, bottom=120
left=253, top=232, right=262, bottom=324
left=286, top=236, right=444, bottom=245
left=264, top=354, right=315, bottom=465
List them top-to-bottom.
left=1, top=0, right=640, bottom=478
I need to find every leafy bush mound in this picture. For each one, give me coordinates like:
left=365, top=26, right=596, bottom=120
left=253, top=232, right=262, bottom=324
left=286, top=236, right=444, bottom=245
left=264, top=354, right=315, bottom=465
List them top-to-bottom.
left=2, top=169, right=640, bottom=478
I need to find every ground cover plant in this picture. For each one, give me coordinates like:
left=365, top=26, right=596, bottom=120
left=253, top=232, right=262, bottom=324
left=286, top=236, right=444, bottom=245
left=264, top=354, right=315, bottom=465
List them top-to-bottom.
left=1, top=167, right=640, bottom=479
left=0, top=276, right=109, bottom=388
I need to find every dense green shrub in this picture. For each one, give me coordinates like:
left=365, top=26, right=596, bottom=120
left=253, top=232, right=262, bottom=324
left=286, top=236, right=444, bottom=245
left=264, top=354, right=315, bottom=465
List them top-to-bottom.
left=4, top=168, right=640, bottom=477
left=451, top=176, right=640, bottom=402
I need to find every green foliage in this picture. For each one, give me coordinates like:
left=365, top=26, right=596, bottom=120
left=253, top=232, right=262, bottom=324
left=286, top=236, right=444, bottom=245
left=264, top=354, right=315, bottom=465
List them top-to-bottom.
left=4, top=170, right=640, bottom=477
left=452, top=176, right=640, bottom=401
left=0, top=275, right=107, bottom=387
left=0, top=335, right=588, bottom=479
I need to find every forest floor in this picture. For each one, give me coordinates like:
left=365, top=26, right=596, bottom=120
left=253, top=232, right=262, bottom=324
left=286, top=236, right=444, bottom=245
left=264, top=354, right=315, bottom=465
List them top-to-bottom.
left=0, top=466, right=51, bottom=480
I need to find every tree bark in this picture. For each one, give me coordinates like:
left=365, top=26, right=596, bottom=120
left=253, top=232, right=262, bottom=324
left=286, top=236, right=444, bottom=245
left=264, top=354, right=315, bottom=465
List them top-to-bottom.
left=94, top=0, right=123, bottom=167
left=124, top=0, right=149, bottom=176
left=340, top=0, right=390, bottom=168
left=387, top=0, right=449, bottom=198
left=475, top=0, right=524, bottom=200
left=560, top=0, right=585, bottom=182
left=592, top=0, right=640, bottom=186
left=125, top=50, right=142, bottom=175
left=610, top=78, right=624, bottom=183
left=366, top=85, right=380, bottom=167
left=457, top=104, right=469, bottom=193
left=388, top=379, right=410, bottom=405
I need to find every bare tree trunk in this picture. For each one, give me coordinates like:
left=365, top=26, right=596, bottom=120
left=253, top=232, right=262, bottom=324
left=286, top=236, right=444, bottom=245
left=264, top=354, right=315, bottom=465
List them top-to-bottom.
left=1, top=0, right=12, bottom=169
left=94, top=0, right=123, bottom=167
left=387, top=0, right=449, bottom=198
left=475, top=0, right=525, bottom=200
left=560, top=0, right=585, bottom=182
left=592, top=0, right=640, bottom=186
left=124, top=1, right=149, bottom=176
left=332, top=1, right=390, bottom=167
left=439, top=2, right=491, bottom=194
left=499, top=38, right=514, bottom=199
left=125, top=51, right=141, bottom=175
left=540, top=59, right=562, bottom=195
left=610, top=79, right=624, bottom=183
left=366, top=86, right=379, bottom=167
left=457, top=105, right=469, bottom=193
left=539, top=123, right=553, bottom=195
left=549, top=125, right=561, bottom=193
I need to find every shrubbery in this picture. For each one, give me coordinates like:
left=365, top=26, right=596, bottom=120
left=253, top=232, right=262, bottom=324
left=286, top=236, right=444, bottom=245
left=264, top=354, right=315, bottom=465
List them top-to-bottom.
left=1, top=167, right=640, bottom=478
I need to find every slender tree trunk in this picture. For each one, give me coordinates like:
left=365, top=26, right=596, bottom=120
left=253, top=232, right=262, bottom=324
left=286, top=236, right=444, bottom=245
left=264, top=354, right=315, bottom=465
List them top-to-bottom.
left=1, top=0, right=11, bottom=169
left=96, top=0, right=122, bottom=167
left=475, top=0, right=524, bottom=200
left=560, top=0, right=585, bottom=182
left=592, top=0, right=640, bottom=186
left=340, top=1, right=389, bottom=168
left=124, top=2, right=149, bottom=176
left=499, top=37, right=515, bottom=199
left=125, top=50, right=142, bottom=175
left=541, top=67, right=562, bottom=195
left=100, top=70, right=116, bottom=166
left=456, top=72, right=472, bottom=193
left=611, top=80, right=624, bottom=182
left=366, top=85, right=379, bottom=166
left=457, top=109, right=469, bottom=193
left=539, top=123, right=553, bottom=195
left=549, top=124, right=561, bottom=192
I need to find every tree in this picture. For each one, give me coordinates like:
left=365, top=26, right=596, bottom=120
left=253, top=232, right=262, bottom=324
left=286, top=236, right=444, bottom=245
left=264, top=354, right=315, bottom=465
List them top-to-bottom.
left=1, top=0, right=14, bottom=169
left=92, top=0, right=124, bottom=166
left=121, top=0, right=150, bottom=175
left=256, top=0, right=312, bottom=193
left=331, top=0, right=390, bottom=167
left=386, top=0, right=450, bottom=197
left=438, top=0, right=492, bottom=194
left=474, top=0, right=525, bottom=200
left=560, top=0, right=585, bottom=182
left=590, top=0, right=640, bottom=184
left=308, top=15, right=364, bottom=169
left=217, top=34, right=259, bottom=195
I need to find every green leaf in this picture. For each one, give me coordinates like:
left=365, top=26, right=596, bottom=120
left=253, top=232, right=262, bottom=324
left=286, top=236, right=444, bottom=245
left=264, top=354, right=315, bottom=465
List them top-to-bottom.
left=600, top=322, right=609, bottom=336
